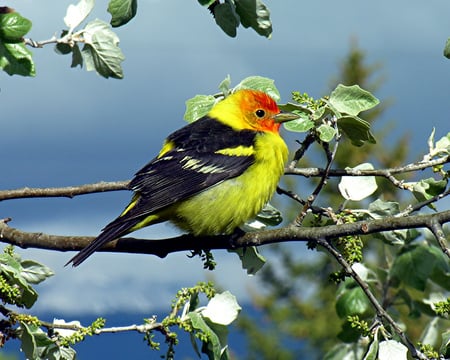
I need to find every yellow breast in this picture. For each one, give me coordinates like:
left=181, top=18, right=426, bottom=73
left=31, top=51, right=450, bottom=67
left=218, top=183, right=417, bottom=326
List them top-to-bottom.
left=171, top=131, right=288, bottom=235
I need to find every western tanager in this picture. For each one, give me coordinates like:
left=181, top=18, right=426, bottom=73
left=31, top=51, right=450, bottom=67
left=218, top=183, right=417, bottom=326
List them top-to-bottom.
left=67, top=89, right=297, bottom=266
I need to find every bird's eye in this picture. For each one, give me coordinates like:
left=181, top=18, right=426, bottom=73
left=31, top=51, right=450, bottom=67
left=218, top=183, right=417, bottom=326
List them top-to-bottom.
left=255, top=109, right=266, bottom=118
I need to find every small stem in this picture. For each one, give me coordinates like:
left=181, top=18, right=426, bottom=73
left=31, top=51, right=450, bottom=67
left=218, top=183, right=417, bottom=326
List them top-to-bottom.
left=288, top=132, right=316, bottom=170
left=293, top=135, right=339, bottom=225
left=0, top=181, right=129, bottom=201
left=427, top=219, right=450, bottom=259
left=316, top=238, right=427, bottom=360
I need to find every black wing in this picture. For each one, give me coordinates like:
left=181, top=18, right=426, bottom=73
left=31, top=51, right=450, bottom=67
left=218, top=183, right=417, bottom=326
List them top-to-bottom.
left=66, top=117, right=256, bottom=267
left=125, top=117, right=257, bottom=221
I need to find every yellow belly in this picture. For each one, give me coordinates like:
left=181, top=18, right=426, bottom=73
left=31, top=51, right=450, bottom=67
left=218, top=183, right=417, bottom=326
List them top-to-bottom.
left=171, top=131, right=288, bottom=235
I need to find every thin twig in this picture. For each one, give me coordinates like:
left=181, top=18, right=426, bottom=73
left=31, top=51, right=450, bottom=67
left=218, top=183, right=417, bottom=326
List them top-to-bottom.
left=23, top=37, right=59, bottom=48
left=288, top=132, right=316, bottom=170
left=293, top=132, right=340, bottom=225
left=286, top=155, right=450, bottom=183
left=0, top=156, right=447, bottom=202
left=0, top=181, right=129, bottom=201
left=400, top=187, right=450, bottom=215
left=427, top=219, right=450, bottom=259
left=316, top=237, right=427, bottom=359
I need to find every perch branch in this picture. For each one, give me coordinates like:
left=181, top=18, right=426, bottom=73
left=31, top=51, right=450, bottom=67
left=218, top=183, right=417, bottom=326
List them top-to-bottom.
left=1, top=211, right=449, bottom=259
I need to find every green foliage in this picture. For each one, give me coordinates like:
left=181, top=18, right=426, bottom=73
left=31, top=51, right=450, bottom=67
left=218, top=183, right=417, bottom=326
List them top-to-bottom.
left=0, top=0, right=272, bottom=78
left=60, top=0, right=125, bottom=79
left=108, top=0, right=137, bottom=27
left=202, top=0, right=272, bottom=38
left=1, top=3, right=450, bottom=357
left=0, top=9, right=34, bottom=76
left=80, top=19, right=125, bottom=79
left=444, top=37, right=450, bottom=59
left=235, top=44, right=450, bottom=360
left=184, top=75, right=281, bottom=123
left=280, top=84, right=378, bottom=147
left=0, top=246, right=53, bottom=308
left=0, top=246, right=78, bottom=359
left=0, top=256, right=242, bottom=360
left=153, top=282, right=241, bottom=360
left=433, top=298, right=450, bottom=316
left=58, top=318, right=106, bottom=346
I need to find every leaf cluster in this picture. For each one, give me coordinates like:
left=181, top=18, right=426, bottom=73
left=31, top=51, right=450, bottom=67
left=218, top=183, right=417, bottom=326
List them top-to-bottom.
left=200, top=0, right=272, bottom=38
left=0, top=9, right=34, bottom=76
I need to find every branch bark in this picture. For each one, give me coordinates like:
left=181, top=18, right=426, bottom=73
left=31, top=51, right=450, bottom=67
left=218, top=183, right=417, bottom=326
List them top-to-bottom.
left=0, top=154, right=447, bottom=202
left=0, top=181, right=129, bottom=201
left=1, top=210, right=449, bottom=259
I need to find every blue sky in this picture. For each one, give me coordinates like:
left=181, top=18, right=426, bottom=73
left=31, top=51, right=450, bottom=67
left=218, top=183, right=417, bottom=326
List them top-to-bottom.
left=1, top=0, right=450, bottom=324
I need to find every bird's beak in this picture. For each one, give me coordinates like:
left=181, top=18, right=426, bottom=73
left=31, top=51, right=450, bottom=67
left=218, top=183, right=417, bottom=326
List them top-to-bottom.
left=273, top=111, right=300, bottom=123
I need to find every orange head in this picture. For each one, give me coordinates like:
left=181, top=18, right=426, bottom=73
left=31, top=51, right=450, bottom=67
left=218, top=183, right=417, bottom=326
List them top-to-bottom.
left=208, top=89, right=298, bottom=133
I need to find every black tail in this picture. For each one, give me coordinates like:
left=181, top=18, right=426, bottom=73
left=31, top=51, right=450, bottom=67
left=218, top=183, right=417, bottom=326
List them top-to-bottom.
left=65, top=217, right=139, bottom=267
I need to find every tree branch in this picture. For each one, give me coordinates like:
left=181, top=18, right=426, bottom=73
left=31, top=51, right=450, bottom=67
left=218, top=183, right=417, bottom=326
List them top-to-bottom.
left=286, top=154, right=450, bottom=189
left=1, top=155, right=447, bottom=202
left=0, top=181, right=129, bottom=201
left=1, top=211, right=449, bottom=258
left=315, top=237, right=427, bottom=359
left=40, top=318, right=162, bottom=335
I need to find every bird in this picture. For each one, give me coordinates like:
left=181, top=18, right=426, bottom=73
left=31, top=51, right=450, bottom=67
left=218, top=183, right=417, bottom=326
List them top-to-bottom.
left=66, top=89, right=298, bottom=266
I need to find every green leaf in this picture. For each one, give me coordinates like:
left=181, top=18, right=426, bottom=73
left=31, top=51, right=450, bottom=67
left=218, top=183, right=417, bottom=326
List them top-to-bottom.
left=64, top=0, right=95, bottom=31
left=108, top=0, right=137, bottom=27
left=235, top=0, right=272, bottom=38
left=213, top=2, right=239, bottom=38
left=0, top=12, right=32, bottom=41
left=81, top=19, right=125, bottom=79
left=444, top=38, right=450, bottom=59
left=0, top=41, right=35, bottom=76
left=55, top=43, right=72, bottom=55
left=71, top=43, right=83, bottom=68
left=218, top=75, right=232, bottom=96
left=234, top=76, right=280, bottom=101
left=329, top=84, right=380, bottom=116
left=184, top=94, right=217, bottom=123
left=279, top=102, right=314, bottom=132
left=312, top=106, right=326, bottom=121
left=282, top=113, right=314, bottom=133
left=338, top=115, right=376, bottom=146
left=317, top=124, right=337, bottom=142
left=434, top=131, right=450, bottom=155
left=338, top=163, right=378, bottom=201
left=411, top=178, right=448, bottom=210
left=367, top=199, right=400, bottom=218
left=241, top=202, right=282, bottom=231
left=254, top=202, right=282, bottom=227
left=391, top=244, right=447, bottom=291
left=230, top=246, right=266, bottom=275
left=428, top=246, right=450, bottom=290
left=1, top=254, right=39, bottom=308
left=20, top=259, right=54, bottom=284
left=335, top=286, right=372, bottom=318
left=202, top=291, right=241, bottom=326
left=188, top=312, right=228, bottom=360
left=419, top=317, right=440, bottom=347
left=337, top=320, right=362, bottom=343
left=205, top=321, right=230, bottom=360
left=20, top=322, right=39, bottom=360
left=20, top=322, right=64, bottom=360
left=440, top=330, right=450, bottom=358
left=363, top=339, right=379, bottom=360
left=378, top=340, right=408, bottom=360
left=324, top=343, right=366, bottom=360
